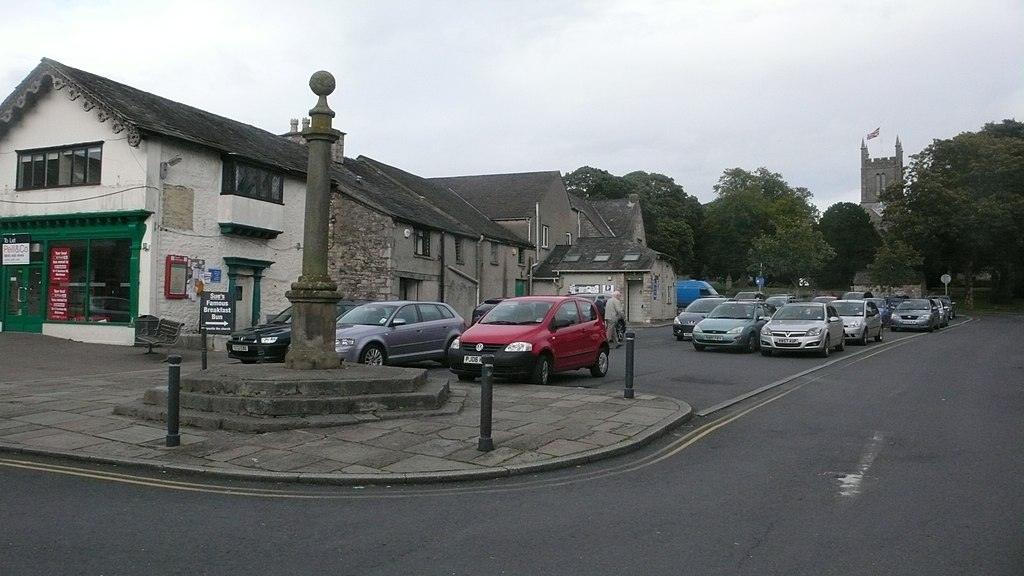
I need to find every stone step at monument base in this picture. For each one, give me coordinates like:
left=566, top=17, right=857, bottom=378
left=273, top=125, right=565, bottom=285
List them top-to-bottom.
left=179, top=364, right=427, bottom=397
left=141, top=378, right=450, bottom=416
left=114, top=382, right=465, bottom=433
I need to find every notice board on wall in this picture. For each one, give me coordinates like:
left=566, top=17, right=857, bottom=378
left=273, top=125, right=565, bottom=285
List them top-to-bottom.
left=47, top=246, right=71, bottom=321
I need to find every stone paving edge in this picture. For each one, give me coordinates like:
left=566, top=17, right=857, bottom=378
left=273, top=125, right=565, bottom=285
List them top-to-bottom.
left=0, top=396, right=692, bottom=486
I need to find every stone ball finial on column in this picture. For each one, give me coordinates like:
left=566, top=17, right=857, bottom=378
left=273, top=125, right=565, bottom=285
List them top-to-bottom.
left=309, top=71, right=336, bottom=96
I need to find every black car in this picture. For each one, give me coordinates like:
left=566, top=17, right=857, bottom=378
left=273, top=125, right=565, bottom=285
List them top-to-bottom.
left=470, top=298, right=505, bottom=325
left=226, top=300, right=367, bottom=363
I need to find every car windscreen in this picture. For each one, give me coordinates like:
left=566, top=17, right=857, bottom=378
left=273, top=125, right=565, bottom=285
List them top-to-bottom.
left=734, top=292, right=758, bottom=300
left=765, top=296, right=789, bottom=306
left=685, top=299, right=724, bottom=313
left=897, top=300, right=931, bottom=311
left=480, top=301, right=554, bottom=325
left=833, top=302, right=865, bottom=316
left=707, top=303, right=755, bottom=319
left=339, top=304, right=399, bottom=325
left=774, top=305, right=824, bottom=321
left=267, top=306, right=293, bottom=323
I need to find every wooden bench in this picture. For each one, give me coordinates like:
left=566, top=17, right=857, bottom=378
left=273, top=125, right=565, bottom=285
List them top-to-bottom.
left=137, top=318, right=184, bottom=354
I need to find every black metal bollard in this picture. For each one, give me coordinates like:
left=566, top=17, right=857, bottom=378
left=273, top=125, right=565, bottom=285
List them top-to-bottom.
left=201, top=328, right=208, bottom=370
left=623, top=331, right=636, bottom=399
left=478, top=354, right=495, bottom=452
left=166, top=355, right=181, bottom=447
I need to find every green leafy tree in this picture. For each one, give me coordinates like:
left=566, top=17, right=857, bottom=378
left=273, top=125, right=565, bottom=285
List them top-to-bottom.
left=883, top=119, right=1024, bottom=306
left=702, top=167, right=820, bottom=282
left=817, top=202, right=881, bottom=288
left=748, top=219, right=835, bottom=292
left=866, top=239, right=924, bottom=292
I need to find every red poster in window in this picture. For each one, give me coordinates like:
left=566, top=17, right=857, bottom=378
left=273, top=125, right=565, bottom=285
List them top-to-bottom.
left=48, top=246, right=71, bottom=321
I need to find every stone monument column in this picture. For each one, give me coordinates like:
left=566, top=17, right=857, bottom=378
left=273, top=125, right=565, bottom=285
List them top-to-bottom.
left=285, top=71, right=342, bottom=370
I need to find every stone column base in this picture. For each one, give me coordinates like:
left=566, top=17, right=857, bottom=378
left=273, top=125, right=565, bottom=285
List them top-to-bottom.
left=285, top=279, right=342, bottom=370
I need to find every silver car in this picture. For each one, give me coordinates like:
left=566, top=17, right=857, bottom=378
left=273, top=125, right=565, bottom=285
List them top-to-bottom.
left=833, top=299, right=883, bottom=345
left=890, top=299, right=940, bottom=332
left=335, top=301, right=466, bottom=365
left=760, top=302, right=845, bottom=357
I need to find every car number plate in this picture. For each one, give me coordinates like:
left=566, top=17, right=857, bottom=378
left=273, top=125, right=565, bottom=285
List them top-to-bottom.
left=707, top=335, right=723, bottom=341
left=777, top=338, right=798, bottom=344
left=232, top=344, right=249, bottom=352
left=464, top=355, right=482, bottom=364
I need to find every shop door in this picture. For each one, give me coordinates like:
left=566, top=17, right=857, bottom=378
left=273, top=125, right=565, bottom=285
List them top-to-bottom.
left=4, top=265, right=44, bottom=333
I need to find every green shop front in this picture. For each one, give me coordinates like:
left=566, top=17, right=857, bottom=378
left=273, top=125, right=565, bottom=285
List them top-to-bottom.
left=1, top=211, right=148, bottom=344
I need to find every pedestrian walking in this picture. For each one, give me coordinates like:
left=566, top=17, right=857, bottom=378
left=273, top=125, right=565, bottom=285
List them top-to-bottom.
left=605, top=291, right=625, bottom=348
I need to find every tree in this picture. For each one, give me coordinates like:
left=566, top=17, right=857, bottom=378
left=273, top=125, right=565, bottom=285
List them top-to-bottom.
left=883, top=119, right=1024, bottom=306
left=563, top=166, right=635, bottom=200
left=702, top=167, right=820, bottom=282
left=817, top=202, right=881, bottom=288
left=748, top=219, right=835, bottom=292
left=867, top=239, right=923, bottom=292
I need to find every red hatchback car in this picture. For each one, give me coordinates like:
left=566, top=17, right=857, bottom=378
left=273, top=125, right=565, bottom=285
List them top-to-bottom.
left=449, top=296, right=609, bottom=385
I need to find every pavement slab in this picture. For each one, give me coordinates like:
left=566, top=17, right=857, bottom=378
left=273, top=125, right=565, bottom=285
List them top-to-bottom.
left=0, top=334, right=692, bottom=484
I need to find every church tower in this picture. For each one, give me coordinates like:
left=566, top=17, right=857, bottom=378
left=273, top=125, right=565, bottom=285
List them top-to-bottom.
left=860, top=137, right=902, bottom=222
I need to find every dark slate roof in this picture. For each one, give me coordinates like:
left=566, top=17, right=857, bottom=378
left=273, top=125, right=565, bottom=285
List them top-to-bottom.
left=0, top=58, right=528, bottom=245
left=0, top=58, right=312, bottom=175
left=353, top=157, right=530, bottom=246
left=429, top=171, right=566, bottom=220
left=568, top=194, right=614, bottom=237
left=591, top=198, right=638, bottom=239
left=533, top=237, right=659, bottom=277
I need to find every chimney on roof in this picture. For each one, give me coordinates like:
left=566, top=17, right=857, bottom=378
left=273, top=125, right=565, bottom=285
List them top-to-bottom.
left=301, top=117, right=310, bottom=131
left=281, top=118, right=304, bottom=143
left=289, top=118, right=299, bottom=133
left=291, top=119, right=345, bottom=165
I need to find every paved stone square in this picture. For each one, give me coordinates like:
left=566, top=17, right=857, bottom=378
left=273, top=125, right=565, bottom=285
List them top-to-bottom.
left=0, top=334, right=691, bottom=482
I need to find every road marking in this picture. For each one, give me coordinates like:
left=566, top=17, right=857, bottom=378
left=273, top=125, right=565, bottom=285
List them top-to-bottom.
left=0, top=317, right=977, bottom=499
left=836, top=431, right=885, bottom=497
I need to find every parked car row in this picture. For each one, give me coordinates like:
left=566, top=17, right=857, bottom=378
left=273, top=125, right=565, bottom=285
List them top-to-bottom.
left=675, top=294, right=955, bottom=357
left=226, top=295, right=611, bottom=387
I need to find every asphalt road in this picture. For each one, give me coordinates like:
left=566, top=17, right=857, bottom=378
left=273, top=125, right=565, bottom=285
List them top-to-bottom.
left=2, top=315, right=1022, bottom=575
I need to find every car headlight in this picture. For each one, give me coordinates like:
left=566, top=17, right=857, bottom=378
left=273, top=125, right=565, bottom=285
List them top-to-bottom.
left=673, top=317, right=681, bottom=325
left=849, top=319, right=862, bottom=327
left=693, top=325, right=703, bottom=333
left=761, top=325, right=772, bottom=335
left=726, top=326, right=744, bottom=334
left=806, top=327, right=822, bottom=336
left=259, top=337, right=278, bottom=344
left=337, top=337, right=356, bottom=347
left=450, top=337, right=461, bottom=349
left=504, top=341, right=532, bottom=352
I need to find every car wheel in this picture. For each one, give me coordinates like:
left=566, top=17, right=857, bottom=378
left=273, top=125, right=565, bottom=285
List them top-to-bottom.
left=860, top=329, right=869, bottom=346
left=745, top=333, right=758, bottom=353
left=837, top=335, right=845, bottom=352
left=819, top=336, right=831, bottom=358
left=694, top=343, right=705, bottom=352
left=359, top=344, right=387, bottom=366
left=590, top=346, right=609, bottom=378
left=761, top=348, right=773, bottom=357
left=531, top=354, right=552, bottom=385
left=457, top=374, right=475, bottom=382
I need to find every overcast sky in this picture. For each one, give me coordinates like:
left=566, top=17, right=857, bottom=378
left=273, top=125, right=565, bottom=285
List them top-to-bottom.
left=2, top=0, right=1021, bottom=211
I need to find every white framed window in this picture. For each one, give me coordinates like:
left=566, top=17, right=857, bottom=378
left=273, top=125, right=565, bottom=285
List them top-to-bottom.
left=542, top=225, right=550, bottom=248
left=565, top=232, right=572, bottom=246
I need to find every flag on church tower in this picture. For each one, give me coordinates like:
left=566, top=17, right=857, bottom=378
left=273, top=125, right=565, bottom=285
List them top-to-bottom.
left=866, top=127, right=880, bottom=140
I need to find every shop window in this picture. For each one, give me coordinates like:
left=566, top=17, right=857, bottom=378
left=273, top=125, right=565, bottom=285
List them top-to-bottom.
left=16, top=143, right=102, bottom=190
left=221, top=158, right=284, bottom=204
left=47, top=238, right=132, bottom=324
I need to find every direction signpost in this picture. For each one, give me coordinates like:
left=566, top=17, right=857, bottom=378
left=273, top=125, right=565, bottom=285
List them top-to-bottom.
left=200, top=291, right=234, bottom=370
